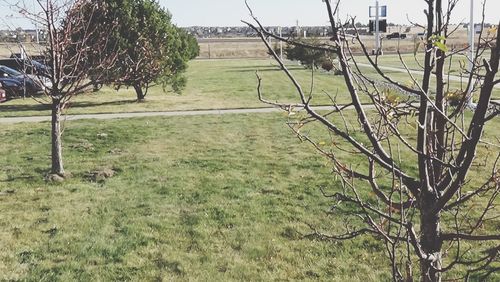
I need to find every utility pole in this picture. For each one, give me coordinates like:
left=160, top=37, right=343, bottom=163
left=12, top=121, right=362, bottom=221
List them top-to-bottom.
left=32, top=0, right=39, bottom=44
left=375, top=0, right=380, bottom=53
left=467, top=0, right=475, bottom=106
left=468, top=0, right=474, bottom=73
left=369, top=1, right=386, bottom=55
left=35, top=23, right=39, bottom=44
left=279, top=26, right=283, bottom=60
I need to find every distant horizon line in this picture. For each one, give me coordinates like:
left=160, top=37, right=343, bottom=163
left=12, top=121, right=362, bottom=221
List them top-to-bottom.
left=178, top=22, right=496, bottom=28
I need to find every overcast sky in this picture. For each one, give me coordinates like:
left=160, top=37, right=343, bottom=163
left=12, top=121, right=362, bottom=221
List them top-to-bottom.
left=0, top=0, right=498, bottom=29
left=161, top=0, right=499, bottom=27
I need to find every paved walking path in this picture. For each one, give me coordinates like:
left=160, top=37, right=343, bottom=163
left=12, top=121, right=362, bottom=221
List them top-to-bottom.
left=2, top=61, right=498, bottom=125
left=356, top=63, right=500, bottom=89
left=1, top=100, right=497, bottom=125
left=0, top=106, right=346, bottom=124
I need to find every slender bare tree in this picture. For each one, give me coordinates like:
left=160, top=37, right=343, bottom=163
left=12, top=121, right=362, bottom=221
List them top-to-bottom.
left=12, top=0, right=118, bottom=177
left=245, top=0, right=499, bottom=281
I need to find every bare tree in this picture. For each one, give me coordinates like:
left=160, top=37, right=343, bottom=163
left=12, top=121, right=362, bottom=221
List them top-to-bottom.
left=12, top=0, right=117, bottom=177
left=245, top=0, right=499, bottom=281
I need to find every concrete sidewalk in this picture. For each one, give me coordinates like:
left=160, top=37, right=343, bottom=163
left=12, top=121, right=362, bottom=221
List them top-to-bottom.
left=356, top=63, right=500, bottom=89
left=0, top=106, right=343, bottom=124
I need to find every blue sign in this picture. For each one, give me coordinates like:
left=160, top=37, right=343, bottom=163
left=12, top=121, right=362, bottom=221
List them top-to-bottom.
left=369, top=5, right=387, bottom=17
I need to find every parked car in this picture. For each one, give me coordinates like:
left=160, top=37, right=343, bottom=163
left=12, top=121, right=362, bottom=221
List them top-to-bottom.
left=386, top=32, right=407, bottom=39
left=0, top=58, right=50, bottom=77
left=0, top=58, right=52, bottom=90
left=0, top=66, right=44, bottom=98
left=0, top=77, right=28, bottom=99
left=0, top=84, right=6, bottom=103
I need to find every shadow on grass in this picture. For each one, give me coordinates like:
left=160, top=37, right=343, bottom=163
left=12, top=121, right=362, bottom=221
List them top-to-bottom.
left=227, top=66, right=308, bottom=73
left=0, top=99, right=139, bottom=115
left=67, top=99, right=139, bottom=109
left=0, top=103, right=50, bottom=113
left=0, top=166, right=47, bottom=183
left=0, top=174, right=36, bottom=183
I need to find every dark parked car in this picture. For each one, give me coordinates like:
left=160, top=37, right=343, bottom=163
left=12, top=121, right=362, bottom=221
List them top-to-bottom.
left=386, top=32, right=407, bottom=39
left=0, top=58, right=50, bottom=77
left=0, top=66, right=43, bottom=99
left=0, top=77, right=23, bottom=99
left=0, top=84, right=6, bottom=103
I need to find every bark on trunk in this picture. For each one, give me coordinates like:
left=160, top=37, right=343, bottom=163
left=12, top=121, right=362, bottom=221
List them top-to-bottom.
left=134, top=84, right=145, bottom=101
left=51, top=98, right=65, bottom=176
left=420, top=194, right=442, bottom=282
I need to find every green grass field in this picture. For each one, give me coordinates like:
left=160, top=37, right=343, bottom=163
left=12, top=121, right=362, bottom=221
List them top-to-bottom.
left=1, top=55, right=499, bottom=280
left=1, top=55, right=498, bottom=118
left=0, top=59, right=357, bottom=118
left=1, top=112, right=499, bottom=281
left=1, top=114, right=398, bottom=281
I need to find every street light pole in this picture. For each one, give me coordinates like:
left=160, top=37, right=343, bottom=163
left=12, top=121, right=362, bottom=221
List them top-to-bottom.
left=33, top=0, right=39, bottom=44
left=375, top=0, right=380, bottom=53
left=467, top=0, right=475, bottom=105
left=468, top=0, right=474, bottom=73
left=35, top=23, right=39, bottom=44
left=279, top=26, right=283, bottom=60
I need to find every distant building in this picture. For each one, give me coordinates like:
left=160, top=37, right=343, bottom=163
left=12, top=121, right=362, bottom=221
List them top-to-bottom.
left=0, top=29, right=46, bottom=43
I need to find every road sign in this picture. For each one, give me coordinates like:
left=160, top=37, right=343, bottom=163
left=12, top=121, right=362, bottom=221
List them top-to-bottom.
left=369, top=1, right=386, bottom=55
left=369, top=5, right=387, bottom=17
left=381, top=6, right=387, bottom=17
left=369, top=20, right=387, bottom=32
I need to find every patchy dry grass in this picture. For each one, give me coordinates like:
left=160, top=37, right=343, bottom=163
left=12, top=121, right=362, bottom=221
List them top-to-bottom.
left=0, top=48, right=498, bottom=280
left=1, top=53, right=497, bottom=118
left=0, top=59, right=355, bottom=118
left=0, top=112, right=498, bottom=281
left=0, top=113, right=395, bottom=281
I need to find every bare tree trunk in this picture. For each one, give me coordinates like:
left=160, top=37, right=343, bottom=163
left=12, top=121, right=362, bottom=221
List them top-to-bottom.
left=245, top=2, right=500, bottom=280
left=134, top=83, right=145, bottom=101
left=51, top=98, right=65, bottom=176
left=420, top=193, right=442, bottom=282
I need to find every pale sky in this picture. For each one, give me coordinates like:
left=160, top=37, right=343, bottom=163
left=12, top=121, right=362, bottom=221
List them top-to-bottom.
left=0, top=0, right=498, bottom=29
left=161, top=0, right=500, bottom=27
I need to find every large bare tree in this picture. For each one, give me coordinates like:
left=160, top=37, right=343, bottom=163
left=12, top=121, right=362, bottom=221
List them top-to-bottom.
left=13, top=0, right=117, bottom=177
left=245, top=0, right=499, bottom=281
